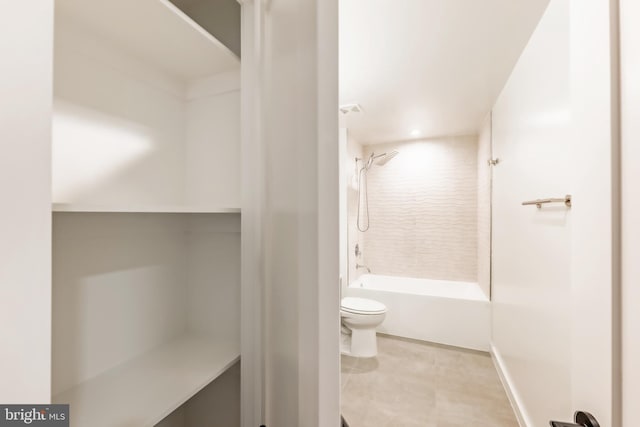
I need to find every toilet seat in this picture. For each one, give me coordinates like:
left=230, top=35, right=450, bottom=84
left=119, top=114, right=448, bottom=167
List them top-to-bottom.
left=341, top=297, right=387, bottom=315
left=341, top=297, right=386, bottom=357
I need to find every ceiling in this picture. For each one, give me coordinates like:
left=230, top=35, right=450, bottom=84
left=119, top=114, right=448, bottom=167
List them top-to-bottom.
left=339, top=0, right=550, bottom=144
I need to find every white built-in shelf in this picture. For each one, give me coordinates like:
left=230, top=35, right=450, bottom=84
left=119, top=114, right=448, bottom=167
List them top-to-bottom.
left=56, top=0, right=239, bottom=81
left=52, top=204, right=240, bottom=214
left=53, top=335, right=239, bottom=427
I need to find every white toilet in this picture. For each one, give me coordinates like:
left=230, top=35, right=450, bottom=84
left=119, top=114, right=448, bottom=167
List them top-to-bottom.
left=340, top=297, right=387, bottom=357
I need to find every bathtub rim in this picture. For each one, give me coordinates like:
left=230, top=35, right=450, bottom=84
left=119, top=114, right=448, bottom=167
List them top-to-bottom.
left=348, top=273, right=489, bottom=302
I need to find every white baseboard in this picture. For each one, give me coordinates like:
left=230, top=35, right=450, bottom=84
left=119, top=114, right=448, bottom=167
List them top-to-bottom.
left=490, top=343, right=531, bottom=427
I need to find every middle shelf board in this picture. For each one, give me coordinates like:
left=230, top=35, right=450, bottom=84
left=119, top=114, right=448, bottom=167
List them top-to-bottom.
left=52, top=204, right=241, bottom=214
left=53, top=335, right=239, bottom=427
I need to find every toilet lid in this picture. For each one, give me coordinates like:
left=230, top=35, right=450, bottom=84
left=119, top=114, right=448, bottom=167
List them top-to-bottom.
left=341, top=297, right=387, bottom=314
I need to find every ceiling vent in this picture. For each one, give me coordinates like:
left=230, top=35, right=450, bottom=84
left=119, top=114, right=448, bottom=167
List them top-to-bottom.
left=339, top=103, right=363, bottom=115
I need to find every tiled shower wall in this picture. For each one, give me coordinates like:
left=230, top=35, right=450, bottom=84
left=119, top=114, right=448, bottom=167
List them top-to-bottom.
left=360, top=136, right=479, bottom=282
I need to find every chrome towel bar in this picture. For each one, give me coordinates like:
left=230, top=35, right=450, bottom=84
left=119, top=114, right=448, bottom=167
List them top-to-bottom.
left=522, top=194, right=572, bottom=208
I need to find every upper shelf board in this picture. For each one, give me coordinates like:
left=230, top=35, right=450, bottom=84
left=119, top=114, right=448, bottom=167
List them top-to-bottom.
left=55, top=0, right=240, bottom=81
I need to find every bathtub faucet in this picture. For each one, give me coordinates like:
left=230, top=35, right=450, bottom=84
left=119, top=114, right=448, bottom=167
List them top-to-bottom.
left=356, top=263, right=371, bottom=273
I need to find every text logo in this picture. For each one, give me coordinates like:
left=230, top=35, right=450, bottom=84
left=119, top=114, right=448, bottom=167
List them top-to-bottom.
left=0, top=405, right=68, bottom=426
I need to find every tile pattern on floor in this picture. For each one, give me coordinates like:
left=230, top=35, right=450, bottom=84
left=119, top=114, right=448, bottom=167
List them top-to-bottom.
left=341, top=334, right=518, bottom=427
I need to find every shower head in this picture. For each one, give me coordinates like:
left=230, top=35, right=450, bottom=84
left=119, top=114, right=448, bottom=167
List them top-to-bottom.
left=356, top=150, right=400, bottom=233
left=374, top=150, right=399, bottom=166
left=360, top=151, right=399, bottom=171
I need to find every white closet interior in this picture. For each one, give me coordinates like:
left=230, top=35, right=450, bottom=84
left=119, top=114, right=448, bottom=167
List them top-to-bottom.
left=50, top=0, right=241, bottom=425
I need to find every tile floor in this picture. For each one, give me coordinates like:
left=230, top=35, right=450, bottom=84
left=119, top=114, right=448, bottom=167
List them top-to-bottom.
left=341, top=334, right=518, bottom=427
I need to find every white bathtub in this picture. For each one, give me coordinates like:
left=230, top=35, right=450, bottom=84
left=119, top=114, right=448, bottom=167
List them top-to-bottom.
left=345, top=274, right=490, bottom=351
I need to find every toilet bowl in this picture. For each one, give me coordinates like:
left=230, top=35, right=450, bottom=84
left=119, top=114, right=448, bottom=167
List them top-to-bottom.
left=341, top=297, right=387, bottom=357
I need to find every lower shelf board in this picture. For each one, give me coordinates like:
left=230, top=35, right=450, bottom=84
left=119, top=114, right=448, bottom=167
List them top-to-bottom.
left=53, top=335, right=239, bottom=427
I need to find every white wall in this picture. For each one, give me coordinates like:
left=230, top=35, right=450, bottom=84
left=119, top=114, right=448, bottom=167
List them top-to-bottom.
left=241, top=0, right=340, bottom=425
left=569, top=0, right=619, bottom=423
left=620, top=0, right=640, bottom=424
left=0, top=1, right=53, bottom=403
left=491, top=1, right=572, bottom=426
left=239, top=2, right=264, bottom=425
left=53, top=20, right=241, bottom=209
left=53, top=21, right=186, bottom=206
left=185, top=73, right=241, bottom=208
left=477, top=115, right=492, bottom=299
left=339, top=128, right=348, bottom=293
left=346, top=135, right=363, bottom=284
left=361, top=136, right=478, bottom=283
left=52, top=213, right=241, bottom=396
left=52, top=214, right=188, bottom=395
left=186, top=214, right=241, bottom=342
left=156, top=361, right=240, bottom=427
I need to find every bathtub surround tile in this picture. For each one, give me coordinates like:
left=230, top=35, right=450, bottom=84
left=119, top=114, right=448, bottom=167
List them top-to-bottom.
left=361, top=136, right=478, bottom=283
left=341, top=335, right=518, bottom=427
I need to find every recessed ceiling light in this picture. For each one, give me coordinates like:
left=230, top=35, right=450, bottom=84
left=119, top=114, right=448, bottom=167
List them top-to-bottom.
left=410, top=129, right=421, bottom=137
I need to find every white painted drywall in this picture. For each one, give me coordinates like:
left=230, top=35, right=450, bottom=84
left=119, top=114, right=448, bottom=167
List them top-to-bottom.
left=241, top=0, right=340, bottom=425
left=569, top=0, right=619, bottom=424
left=620, top=0, right=639, bottom=424
left=0, top=1, right=53, bottom=403
left=491, top=1, right=572, bottom=426
left=239, top=2, right=264, bottom=425
left=53, top=20, right=241, bottom=210
left=53, top=23, right=186, bottom=206
left=185, top=74, right=241, bottom=208
left=477, top=115, right=492, bottom=299
left=339, top=128, right=348, bottom=295
left=346, top=135, right=364, bottom=285
left=52, top=213, right=240, bottom=396
left=52, top=214, right=188, bottom=394
left=186, top=214, right=241, bottom=342
left=156, top=361, right=240, bottom=427
left=182, top=361, right=240, bottom=426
